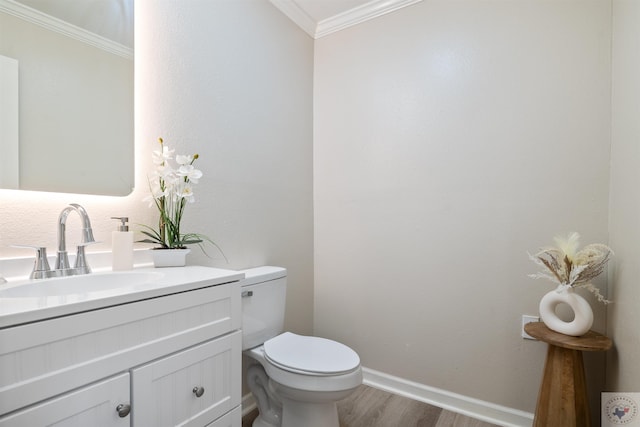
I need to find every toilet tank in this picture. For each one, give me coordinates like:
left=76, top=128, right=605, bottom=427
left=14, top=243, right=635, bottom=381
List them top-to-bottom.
left=240, top=266, right=287, bottom=350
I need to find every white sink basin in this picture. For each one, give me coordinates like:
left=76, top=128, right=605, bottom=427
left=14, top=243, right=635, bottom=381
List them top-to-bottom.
left=0, top=266, right=244, bottom=329
left=0, top=271, right=164, bottom=298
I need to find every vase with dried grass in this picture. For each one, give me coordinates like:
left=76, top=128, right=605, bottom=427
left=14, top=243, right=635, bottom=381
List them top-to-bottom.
left=529, top=232, right=612, bottom=336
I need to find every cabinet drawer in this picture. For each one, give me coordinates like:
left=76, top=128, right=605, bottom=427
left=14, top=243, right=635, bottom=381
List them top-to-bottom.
left=0, top=281, right=240, bottom=415
left=132, top=331, right=241, bottom=427
left=0, top=373, right=130, bottom=427
left=205, top=406, right=241, bottom=427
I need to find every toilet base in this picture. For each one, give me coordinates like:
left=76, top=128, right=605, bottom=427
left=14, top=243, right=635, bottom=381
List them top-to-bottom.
left=247, top=361, right=358, bottom=427
left=246, top=364, right=282, bottom=427
left=271, top=380, right=357, bottom=427
left=280, top=398, right=339, bottom=427
left=252, top=415, right=279, bottom=427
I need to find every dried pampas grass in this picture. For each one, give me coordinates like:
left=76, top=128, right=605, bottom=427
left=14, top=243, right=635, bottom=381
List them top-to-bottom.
left=529, top=232, right=613, bottom=304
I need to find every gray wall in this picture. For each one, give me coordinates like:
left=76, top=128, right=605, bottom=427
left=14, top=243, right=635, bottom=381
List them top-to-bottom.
left=314, top=0, right=611, bottom=414
left=609, top=0, right=640, bottom=392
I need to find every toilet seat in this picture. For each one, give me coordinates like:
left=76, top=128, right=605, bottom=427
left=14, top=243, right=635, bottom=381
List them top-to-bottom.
left=264, top=332, right=360, bottom=376
left=245, top=344, right=363, bottom=393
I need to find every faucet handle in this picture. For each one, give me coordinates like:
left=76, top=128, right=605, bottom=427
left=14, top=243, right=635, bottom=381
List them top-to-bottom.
left=11, top=245, right=52, bottom=279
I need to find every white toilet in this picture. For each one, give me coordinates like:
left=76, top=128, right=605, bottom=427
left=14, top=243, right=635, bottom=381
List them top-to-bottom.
left=241, top=266, right=362, bottom=427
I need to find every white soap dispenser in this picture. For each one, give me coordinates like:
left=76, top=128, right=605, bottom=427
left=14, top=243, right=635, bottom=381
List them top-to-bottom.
left=111, top=216, right=133, bottom=271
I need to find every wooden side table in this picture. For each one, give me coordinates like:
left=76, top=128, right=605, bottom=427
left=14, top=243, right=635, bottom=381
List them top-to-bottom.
left=524, top=322, right=612, bottom=427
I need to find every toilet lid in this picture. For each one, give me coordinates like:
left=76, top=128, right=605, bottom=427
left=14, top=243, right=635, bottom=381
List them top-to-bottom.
left=264, top=332, right=360, bottom=375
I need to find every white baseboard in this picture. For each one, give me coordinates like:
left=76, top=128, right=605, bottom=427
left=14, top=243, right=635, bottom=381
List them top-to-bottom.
left=241, top=366, right=534, bottom=427
left=362, top=367, right=534, bottom=427
left=242, top=392, right=257, bottom=417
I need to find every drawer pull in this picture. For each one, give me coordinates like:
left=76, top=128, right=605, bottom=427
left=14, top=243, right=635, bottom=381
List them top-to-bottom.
left=241, top=290, right=253, bottom=298
left=193, top=386, right=205, bottom=398
left=116, top=403, right=131, bottom=418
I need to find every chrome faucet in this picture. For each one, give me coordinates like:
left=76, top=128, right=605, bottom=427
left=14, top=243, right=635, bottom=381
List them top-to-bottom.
left=54, top=203, right=96, bottom=276
left=12, top=204, right=97, bottom=279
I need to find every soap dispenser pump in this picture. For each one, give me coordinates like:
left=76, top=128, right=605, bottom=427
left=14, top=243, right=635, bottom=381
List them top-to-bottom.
left=111, top=217, right=133, bottom=271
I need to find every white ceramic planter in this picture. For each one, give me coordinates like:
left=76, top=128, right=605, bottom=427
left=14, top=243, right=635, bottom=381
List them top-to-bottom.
left=150, top=248, right=191, bottom=268
left=539, top=285, right=593, bottom=336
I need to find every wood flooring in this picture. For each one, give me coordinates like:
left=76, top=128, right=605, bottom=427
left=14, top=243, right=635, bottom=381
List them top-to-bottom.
left=242, top=385, right=500, bottom=427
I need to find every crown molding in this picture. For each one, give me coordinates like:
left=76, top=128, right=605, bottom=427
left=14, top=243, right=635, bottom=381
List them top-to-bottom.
left=0, top=0, right=133, bottom=59
left=269, top=0, right=317, bottom=38
left=270, top=0, right=422, bottom=39
left=315, top=0, right=422, bottom=38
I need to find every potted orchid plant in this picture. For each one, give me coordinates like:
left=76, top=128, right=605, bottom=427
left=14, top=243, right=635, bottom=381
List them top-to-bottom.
left=140, top=137, right=224, bottom=266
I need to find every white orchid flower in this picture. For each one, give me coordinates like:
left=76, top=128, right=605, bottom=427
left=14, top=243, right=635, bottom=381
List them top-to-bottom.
left=152, top=145, right=174, bottom=165
left=176, top=154, right=193, bottom=165
left=178, top=165, right=203, bottom=183
left=162, top=170, right=180, bottom=186
left=176, top=183, right=195, bottom=203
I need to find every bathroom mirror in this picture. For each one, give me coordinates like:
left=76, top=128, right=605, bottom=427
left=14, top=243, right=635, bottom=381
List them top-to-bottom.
left=0, top=0, right=134, bottom=196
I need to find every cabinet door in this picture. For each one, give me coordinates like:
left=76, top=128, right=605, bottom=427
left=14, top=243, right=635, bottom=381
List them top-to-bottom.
left=132, top=331, right=241, bottom=427
left=0, top=373, right=130, bottom=427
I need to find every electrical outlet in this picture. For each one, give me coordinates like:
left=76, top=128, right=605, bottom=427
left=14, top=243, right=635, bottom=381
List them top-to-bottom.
left=522, top=315, right=540, bottom=340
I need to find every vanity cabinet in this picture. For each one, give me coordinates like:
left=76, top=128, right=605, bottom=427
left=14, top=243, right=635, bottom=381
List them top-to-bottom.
left=0, top=278, right=241, bottom=426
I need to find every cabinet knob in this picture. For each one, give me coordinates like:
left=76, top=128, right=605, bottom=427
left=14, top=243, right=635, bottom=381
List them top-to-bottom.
left=192, top=386, right=205, bottom=398
left=116, top=403, right=131, bottom=418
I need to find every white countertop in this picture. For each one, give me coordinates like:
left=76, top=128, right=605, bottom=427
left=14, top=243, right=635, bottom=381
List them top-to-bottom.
left=0, top=266, right=243, bottom=328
